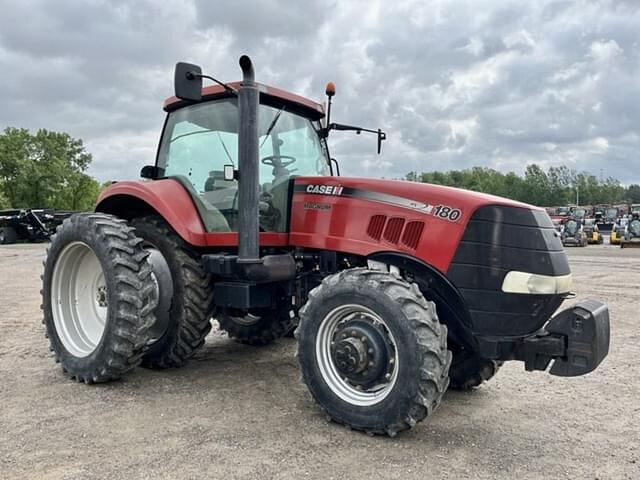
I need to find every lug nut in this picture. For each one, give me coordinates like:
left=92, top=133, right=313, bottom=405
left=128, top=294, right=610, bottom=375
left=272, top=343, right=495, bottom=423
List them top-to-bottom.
left=361, top=336, right=367, bottom=342
left=368, top=348, right=374, bottom=354
left=385, top=373, right=392, bottom=380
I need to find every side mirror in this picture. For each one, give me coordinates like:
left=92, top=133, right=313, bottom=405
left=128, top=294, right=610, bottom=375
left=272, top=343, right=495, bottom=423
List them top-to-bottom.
left=174, top=62, right=203, bottom=101
left=223, top=164, right=237, bottom=181
left=140, top=165, right=164, bottom=179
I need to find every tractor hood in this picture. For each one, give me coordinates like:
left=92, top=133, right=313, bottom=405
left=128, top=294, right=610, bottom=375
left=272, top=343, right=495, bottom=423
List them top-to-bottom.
left=290, top=176, right=551, bottom=274
left=295, top=176, right=537, bottom=220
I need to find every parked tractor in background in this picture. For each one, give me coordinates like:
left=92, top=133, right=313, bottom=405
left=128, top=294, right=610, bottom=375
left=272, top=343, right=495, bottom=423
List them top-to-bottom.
left=40, top=56, right=610, bottom=436
left=597, top=206, right=620, bottom=233
left=620, top=213, right=640, bottom=248
left=561, top=218, right=588, bottom=247
left=610, top=218, right=627, bottom=245
left=583, top=219, right=603, bottom=245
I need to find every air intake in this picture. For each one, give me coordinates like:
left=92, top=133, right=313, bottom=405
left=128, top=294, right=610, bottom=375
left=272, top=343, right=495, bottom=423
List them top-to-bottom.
left=366, top=215, right=387, bottom=240
left=367, top=215, right=424, bottom=250
left=383, top=217, right=405, bottom=244
left=401, top=221, right=425, bottom=249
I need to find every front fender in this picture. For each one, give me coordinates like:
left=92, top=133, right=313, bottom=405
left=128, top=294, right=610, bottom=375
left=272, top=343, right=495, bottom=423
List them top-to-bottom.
left=96, top=180, right=208, bottom=246
left=368, top=251, right=477, bottom=352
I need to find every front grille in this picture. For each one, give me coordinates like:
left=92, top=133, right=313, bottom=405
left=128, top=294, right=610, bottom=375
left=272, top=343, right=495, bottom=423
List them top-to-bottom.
left=448, top=205, right=569, bottom=336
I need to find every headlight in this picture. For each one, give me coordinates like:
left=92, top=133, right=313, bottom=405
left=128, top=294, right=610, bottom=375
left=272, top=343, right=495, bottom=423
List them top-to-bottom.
left=502, top=271, right=573, bottom=295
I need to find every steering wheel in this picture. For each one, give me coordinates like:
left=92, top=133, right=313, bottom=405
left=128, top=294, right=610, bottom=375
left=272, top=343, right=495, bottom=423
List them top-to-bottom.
left=261, top=155, right=297, bottom=168
left=261, top=155, right=297, bottom=179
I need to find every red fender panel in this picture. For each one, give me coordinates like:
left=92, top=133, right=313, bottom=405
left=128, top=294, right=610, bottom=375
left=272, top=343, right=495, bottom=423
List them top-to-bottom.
left=96, top=179, right=209, bottom=246
left=96, top=179, right=289, bottom=248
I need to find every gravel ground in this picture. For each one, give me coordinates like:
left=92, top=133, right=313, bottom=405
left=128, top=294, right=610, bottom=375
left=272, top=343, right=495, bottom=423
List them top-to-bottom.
left=0, top=242, right=638, bottom=480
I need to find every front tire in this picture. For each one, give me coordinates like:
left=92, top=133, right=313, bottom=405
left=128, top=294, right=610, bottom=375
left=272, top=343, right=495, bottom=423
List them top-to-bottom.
left=42, top=214, right=157, bottom=383
left=131, top=216, right=214, bottom=368
left=297, top=269, right=451, bottom=436
left=448, top=350, right=502, bottom=390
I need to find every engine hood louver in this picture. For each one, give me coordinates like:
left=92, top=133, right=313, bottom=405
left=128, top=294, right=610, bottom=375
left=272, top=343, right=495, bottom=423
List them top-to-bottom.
left=366, top=215, right=424, bottom=250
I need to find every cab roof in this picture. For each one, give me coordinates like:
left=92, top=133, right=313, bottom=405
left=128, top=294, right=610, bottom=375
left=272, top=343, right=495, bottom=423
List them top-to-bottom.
left=163, top=81, right=325, bottom=120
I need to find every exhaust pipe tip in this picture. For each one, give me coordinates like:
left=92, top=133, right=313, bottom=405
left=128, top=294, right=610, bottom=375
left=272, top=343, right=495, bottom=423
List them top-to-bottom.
left=239, top=55, right=255, bottom=84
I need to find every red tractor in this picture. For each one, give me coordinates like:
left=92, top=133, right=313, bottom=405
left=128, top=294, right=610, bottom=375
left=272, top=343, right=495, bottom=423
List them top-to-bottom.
left=42, top=56, right=610, bottom=436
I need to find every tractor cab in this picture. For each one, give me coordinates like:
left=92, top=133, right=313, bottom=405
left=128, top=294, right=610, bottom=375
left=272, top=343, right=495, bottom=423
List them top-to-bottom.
left=156, top=95, right=330, bottom=233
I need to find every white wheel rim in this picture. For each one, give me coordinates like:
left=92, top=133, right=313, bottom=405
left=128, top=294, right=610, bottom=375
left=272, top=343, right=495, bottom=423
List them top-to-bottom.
left=51, top=242, right=108, bottom=357
left=315, top=304, right=399, bottom=407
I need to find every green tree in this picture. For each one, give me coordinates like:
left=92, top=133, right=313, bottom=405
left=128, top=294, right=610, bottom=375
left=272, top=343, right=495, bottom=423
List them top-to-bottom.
left=0, top=127, right=99, bottom=210
left=408, top=163, right=630, bottom=207
left=524, top=164, right=550, bottom=206
left=0, top=182, right=9, bottom=209
left=627, top=184, right=640, bottom=203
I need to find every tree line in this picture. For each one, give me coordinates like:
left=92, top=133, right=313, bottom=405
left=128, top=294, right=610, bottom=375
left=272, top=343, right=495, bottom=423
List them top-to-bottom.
left=2, top=126, right=638, bottom=212
left=0, top=127, right=102, bottom=211
left=406, top=164, right=640, bottom=207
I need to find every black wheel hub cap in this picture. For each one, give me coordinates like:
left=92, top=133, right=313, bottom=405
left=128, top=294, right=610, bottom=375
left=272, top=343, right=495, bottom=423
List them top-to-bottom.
left=330, top=317, right=393, bottom=388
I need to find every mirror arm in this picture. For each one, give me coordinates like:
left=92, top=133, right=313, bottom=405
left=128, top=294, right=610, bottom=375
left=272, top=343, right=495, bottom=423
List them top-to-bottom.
left=189, top=73, right=238, bottom=95
left=326, top=123, right=387, bottom=154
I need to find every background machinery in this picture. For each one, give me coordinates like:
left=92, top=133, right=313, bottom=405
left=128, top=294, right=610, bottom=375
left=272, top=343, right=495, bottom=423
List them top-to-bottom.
left=0, top=209, right=73, bottom=245
left=620, top=213, right=640, bottom=248
left=561, top=218, right=588, bottom=247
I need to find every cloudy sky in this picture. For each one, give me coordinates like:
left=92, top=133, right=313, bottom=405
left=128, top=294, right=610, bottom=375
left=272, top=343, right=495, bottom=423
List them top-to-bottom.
left=1, top=0, right=639, bottom=184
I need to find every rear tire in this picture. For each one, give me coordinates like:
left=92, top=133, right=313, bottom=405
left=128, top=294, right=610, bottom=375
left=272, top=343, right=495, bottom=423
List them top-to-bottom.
left=42, top=213, right=157, bottom=383
left=131, top=216, right=214, bottom=368
left=0, top=226, right=17, bottom=244
left=297, top=268, right=451, bottom=436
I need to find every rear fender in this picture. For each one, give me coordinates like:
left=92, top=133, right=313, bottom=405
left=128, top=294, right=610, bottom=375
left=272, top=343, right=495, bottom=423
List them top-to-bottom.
left=95, top=180, right=208, bottom=246
left=367, top=251, right=477, bottom=352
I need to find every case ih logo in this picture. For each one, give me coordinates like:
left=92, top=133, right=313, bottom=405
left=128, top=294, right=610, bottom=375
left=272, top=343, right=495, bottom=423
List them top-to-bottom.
left=306, top=185, right=344, bottom=196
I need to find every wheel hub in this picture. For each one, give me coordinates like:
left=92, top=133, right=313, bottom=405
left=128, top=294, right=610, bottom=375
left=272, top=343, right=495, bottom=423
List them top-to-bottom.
left=95, top=285, right=108, bottom=308
left=330, top=317, right=392, bottom=388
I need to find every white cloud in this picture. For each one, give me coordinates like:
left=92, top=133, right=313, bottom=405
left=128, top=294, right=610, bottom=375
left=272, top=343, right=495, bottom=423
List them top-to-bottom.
left=0, top=0, right=638, bottom=184
left=589, top=39, right=623, bottom=63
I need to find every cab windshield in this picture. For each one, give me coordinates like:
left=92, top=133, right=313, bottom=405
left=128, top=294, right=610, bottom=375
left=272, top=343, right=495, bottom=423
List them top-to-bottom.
left=157, top=98, right=330, bottom=232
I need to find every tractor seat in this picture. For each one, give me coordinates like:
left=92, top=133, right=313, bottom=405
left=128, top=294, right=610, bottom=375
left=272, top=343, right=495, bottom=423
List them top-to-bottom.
left=169, top=175, right=231, bottom=232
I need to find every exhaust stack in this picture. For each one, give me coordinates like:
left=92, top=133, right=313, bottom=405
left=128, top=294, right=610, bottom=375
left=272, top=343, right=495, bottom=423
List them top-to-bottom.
left=237, top=55, right=261, bottom=265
